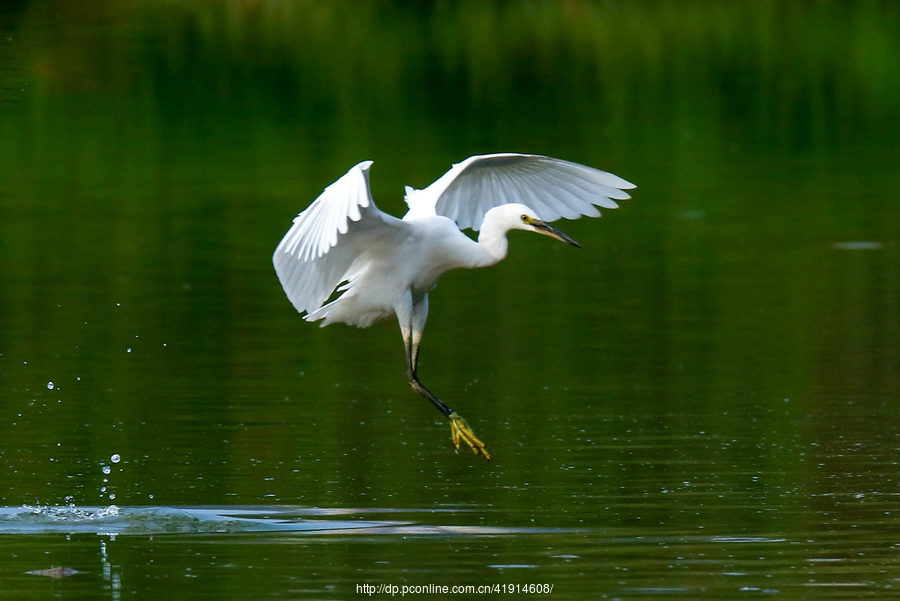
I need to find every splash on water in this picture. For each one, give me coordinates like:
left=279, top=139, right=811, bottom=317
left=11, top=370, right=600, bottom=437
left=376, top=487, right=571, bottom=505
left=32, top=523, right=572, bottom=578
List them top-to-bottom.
left=0, top=505, right=570, bottom=537
left=0, top=505, right=393, bottom=535
left=25, top=566, right=81, bottom=579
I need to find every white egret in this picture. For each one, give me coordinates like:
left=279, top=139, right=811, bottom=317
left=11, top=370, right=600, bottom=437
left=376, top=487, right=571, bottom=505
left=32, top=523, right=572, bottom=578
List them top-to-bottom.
left=273, top=153, right=634, bottom=460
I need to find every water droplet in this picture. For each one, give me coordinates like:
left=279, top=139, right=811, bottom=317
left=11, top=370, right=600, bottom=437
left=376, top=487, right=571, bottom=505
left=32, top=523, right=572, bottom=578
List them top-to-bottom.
left=46, top=381, right=54, bottom=390
left=110, top=453, right=121, bottom=464
left=102, top=465, right=111, bottom=475
left=108, top=493, right=116, bottom=500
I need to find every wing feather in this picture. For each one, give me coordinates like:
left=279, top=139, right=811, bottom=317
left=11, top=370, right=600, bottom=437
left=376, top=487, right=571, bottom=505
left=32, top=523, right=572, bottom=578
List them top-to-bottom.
left=404, top=153, right=634, bottom=230
left=273, top=161, right=406, bottom=315
left=530, top=169, right=603, bottom=218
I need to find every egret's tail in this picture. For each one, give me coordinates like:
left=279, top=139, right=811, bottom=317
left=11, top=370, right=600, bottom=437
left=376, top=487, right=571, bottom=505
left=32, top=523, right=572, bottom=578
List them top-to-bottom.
left=305, top=296, right=390, bottom=328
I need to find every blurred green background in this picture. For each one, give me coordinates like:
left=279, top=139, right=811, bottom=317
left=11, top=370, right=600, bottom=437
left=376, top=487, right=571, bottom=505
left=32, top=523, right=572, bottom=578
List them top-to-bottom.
left=1, top=1, right=898, bottom=598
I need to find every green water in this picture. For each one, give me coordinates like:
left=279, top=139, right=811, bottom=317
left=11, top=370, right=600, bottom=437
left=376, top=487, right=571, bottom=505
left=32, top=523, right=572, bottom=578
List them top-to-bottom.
left=2, top=1, right=899, bottom=599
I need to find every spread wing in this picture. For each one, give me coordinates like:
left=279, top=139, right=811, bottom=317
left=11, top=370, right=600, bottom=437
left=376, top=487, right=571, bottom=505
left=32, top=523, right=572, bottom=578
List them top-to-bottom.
left=403, top=153, right=635, bottom=230
left=272, top=160, right=407, bottom=315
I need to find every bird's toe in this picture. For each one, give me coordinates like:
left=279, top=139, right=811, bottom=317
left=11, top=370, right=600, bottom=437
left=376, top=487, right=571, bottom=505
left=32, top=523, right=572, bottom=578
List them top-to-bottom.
left=449, top=412, right=491, bottom=461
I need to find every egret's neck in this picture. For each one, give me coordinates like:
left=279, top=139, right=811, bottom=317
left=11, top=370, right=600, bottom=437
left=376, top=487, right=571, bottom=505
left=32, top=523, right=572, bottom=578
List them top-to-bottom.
left=475, top=217, right=510, bottom=265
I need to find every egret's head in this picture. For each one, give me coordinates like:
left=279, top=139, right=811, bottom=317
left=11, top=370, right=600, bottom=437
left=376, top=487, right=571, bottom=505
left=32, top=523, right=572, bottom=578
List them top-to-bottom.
left=504, top=203, right=581, bottom=248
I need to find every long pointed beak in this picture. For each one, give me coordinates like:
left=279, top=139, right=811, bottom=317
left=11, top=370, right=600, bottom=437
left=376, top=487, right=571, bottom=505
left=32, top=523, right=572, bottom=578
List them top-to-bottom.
left=533, top=221, right=581, bottom=248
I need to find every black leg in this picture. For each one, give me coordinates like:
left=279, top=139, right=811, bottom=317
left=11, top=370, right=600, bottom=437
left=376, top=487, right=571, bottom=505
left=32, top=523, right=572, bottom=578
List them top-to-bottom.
left=398, top=299, right=490, bottom=460
left=405, top=338, right=453, bottom=418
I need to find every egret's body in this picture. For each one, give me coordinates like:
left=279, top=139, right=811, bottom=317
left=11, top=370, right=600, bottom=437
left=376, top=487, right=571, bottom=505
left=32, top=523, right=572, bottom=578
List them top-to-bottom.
left=273, top=153, right=634, bottom=459
left=307, top=215, right=485, bottom=327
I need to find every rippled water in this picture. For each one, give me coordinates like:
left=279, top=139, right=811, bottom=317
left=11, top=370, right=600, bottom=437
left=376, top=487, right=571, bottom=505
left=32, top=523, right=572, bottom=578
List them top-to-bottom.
left=4, top=501, right=898, bottom=598
left=1, top=504, right=568, bottom=536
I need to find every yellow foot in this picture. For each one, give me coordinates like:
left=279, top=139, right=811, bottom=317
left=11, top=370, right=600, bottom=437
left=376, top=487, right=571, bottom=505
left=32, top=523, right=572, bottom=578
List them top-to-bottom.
left=449, top=412, right=491, bottom=461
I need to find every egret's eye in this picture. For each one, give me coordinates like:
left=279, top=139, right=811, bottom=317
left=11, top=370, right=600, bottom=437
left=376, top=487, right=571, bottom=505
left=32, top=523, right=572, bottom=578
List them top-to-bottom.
left=520, top=214, right=529, bottom=223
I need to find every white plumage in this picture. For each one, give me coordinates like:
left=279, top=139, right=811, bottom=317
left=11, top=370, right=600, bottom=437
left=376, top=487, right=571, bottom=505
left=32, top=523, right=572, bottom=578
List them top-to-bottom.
left=273, top=153, right=635, bottom=459
left=402, top=153, right=633, bottom=228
